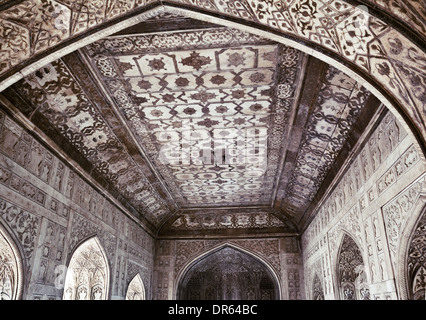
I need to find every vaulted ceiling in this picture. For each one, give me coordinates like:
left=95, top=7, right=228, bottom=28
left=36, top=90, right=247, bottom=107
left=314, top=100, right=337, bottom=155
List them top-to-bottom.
left=1, top=13, right=381, bottom=237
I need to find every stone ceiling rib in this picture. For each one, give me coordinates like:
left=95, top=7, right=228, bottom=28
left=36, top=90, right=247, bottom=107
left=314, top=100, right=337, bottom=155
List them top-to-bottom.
left=272, top=56, right=330, bottom=217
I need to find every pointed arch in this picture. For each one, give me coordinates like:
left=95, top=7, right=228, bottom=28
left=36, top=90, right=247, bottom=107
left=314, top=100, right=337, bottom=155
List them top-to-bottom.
left=398, top=200, right=426, bottom=300
left=0, top=222, right=24, bottom=300
left=336, top=233, right=370, bottom=300
left=63, top=236, right=110, bottom=300
left=175, top=242, right=281, bottom=300
left=312, top=273, right=325, bottom=300
left=125, top=274, right=146, bottom=300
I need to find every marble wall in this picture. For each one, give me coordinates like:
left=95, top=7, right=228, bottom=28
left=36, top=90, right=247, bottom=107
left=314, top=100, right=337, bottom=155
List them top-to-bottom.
left=0, top=101, right=424, bottom=300
left=0, top=108, right=155, bottom=300
left=302, top=110, right=426, bottom=300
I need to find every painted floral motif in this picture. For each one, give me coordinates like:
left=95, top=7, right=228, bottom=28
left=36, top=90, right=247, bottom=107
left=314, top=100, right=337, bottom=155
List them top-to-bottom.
left=0, top=0, right=423, bottom=150
left=82, top=31, right=296, bottom=208
left=181, top=51, right=212, bottom=71
left=227, top=52, right=246, bottom=67
left=147, top=58, right=166, bottom=71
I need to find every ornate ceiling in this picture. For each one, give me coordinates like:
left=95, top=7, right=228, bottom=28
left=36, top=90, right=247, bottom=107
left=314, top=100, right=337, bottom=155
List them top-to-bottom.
left=1, top=13, right=381, bottom=236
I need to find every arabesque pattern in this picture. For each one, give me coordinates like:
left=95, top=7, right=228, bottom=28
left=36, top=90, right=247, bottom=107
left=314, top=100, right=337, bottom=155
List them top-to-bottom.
left=0, top=0, right=424, bottom=147
left=4, top=18, right=380, bottom=228
left=84, top=27, right=304, bottom=207
left=14, top=58, right=171, bottom=224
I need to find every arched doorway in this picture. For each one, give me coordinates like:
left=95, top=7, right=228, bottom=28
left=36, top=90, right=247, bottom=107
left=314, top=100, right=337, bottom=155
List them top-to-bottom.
left=406, top=205, right=426, bottom=300
left=0, top=223, right=24, bottom=300
left=336, top=233, right=370, bottom=300
left=63, top=236, right=110, bottom=300
left=177, top=245, right=279, bottom=300
left=312, top=273, right=325, bottom=300
left=126, top=274, right=146, bottom=300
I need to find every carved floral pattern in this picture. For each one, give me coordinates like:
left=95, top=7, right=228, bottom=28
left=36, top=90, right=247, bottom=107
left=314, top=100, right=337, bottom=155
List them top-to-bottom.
left=0, top=0, right=424, bottom=150
left=84, top=31, right=302, bottom=208
left=14, top=58, right=170, bottom=225
left=301, top=109, right=425, bottom=299
left=0, top=110, right=154, bottom=300
left=383, top=175, right=426, bottom=265
left=0, top=200, right=39, bottom=261
left=407, top=208, right=426, bottom=299
left=170, top=211, right=293, bottom=231
left=69, top=213, right=117, bottom=267
left=0, top=228, right=21, bottom=300
left=337, top=234, right=370, bottom=300
left=63, top=237, right=109, bottom=300
left=174, top=238, right=282, bottom=281
left=312, top=273, right=325, bottom=300
left=125, top=274, right=145, bottom=300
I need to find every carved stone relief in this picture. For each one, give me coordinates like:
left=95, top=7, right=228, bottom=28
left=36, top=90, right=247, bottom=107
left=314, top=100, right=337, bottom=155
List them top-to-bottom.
left=0, top=0, right=424, bottom=155
left=0, top=0, right=423, bottom=301
left=2, top=10, right=403, bottom=234
left=83, top=27, right=305, bottom=211
left=12, top=58, right=169, bottom=226
left=280, top=66, right=371, bottom=214
left=0, top=109, right=155, bottom=300
left=302, top=109, right=425, bottom=299
left=302, top=110, right=411, bottom=248
left=382, top=174, right=426, bottom=267
left=0, top=200, right=40, bottom=264
left=328, top=206, right=363, bottom=259
left=407, top=207, right=426, bottom=300
left=170, top=211, right=292, bottom=231
left=69, top=213, right=117, bottom=268
left=30, top=218, right=67, bottom=300
left=0, top=225, right=23, bottom=300
left=337, top=234, right=370, bottom=300
left=63, top=237, right=109, bottom=300
left=153, top=237, right=303, bottom=299
left=304, top=237, right=333, bottom=299
left=127, top=261, right=149, bottom=291
left=312, top=273, right=325, bottom=300
left=126, top=274, right=145, bottom=300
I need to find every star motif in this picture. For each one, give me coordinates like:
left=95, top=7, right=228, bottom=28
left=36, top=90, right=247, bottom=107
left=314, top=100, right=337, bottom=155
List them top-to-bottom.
left=181, top=51, right=212, bottom=71
left=147, top=58, right=166, bottom=71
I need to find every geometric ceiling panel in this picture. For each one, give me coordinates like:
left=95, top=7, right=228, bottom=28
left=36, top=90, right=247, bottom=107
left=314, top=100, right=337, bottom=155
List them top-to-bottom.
left=2, top=13, right=379, bottom=234
left=83, top=26, right=306, bottom=209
